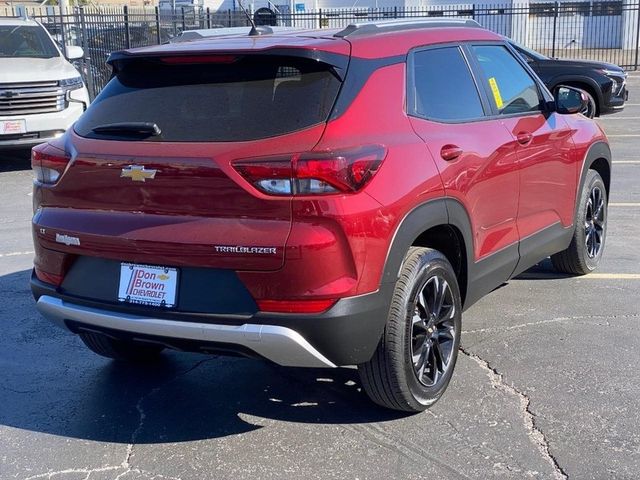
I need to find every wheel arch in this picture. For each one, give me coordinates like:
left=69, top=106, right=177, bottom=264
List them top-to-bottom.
left=578, top=142, right=612, bottom=216
left=380, top=198, right=474, bottom=309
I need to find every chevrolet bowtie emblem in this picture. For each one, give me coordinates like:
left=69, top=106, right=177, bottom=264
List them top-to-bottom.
left=0, top=90, right=19, bottom=98
left=121, top=165, right=157, bottom=182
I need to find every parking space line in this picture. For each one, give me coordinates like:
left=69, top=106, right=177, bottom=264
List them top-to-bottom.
left=597, top=116, right=640, bottom=120
left=613, top=161, right=640, bottom=164
left=609, top=202, right=640, bottom=206
left=0, top=251, right=34, bottom=258
left=584, top=273, right=640, bottom=279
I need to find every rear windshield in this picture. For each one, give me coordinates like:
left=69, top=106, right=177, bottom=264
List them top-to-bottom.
left=0, top=25, right=59, bottom=59
left=74, top=55, right=342, bottom=142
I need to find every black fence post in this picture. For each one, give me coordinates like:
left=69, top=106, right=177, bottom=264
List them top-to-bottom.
left=551, top=1, right=558, bottom=58
left=635, top=1, right=640, bottom=70
left=58, top=5, right=68, bottom=59
left=123, top=5, right=131, bottom=49
left=78, top=6, right=95, bottom=101
left=155, top=6, right=161, bottom=44
left=181, top=6, right=186, bottom=31
left=394, top=6, right=398, bottom=19
left=207, top=7, right=211, bottom=28
left=318, top=8, right=322, bottom=28
left=228, top=9, right=232, bottom=27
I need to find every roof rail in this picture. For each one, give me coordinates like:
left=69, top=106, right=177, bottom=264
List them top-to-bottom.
left=334, top=18, right=482, bottom=38
left=169, top=26, right=300, bottom=43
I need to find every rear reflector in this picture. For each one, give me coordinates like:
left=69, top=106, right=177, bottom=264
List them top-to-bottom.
left=31, top=143, right=71, bottom=184
left=233, top=145, right=387, bottom=196
left=34, top=267, right=63, bottom=287
left=257, top=299, right=337, bottom=314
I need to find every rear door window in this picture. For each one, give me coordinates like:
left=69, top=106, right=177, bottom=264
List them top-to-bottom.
left=470, top=45, right=542, bottom=115
left=411, top=46, right=485, bottom=122
left=74, top=55, right=342, bottom=142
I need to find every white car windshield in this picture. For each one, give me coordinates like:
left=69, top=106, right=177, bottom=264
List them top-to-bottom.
left=0, top=25, right=59, bottom=58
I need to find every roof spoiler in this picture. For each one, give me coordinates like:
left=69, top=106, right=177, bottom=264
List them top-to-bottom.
left=106, top=47, right=350, bottom=80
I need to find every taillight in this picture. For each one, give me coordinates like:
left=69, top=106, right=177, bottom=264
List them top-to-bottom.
left=31, top=143, right=71, bottom=184
left=233, top=145, right=387, bottom=196
left=257, top=298, right=337, bottom=314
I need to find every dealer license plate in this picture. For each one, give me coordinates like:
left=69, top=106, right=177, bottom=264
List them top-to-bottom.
left=0, top=119, right=26, bottom=135
left=118, top=263, right=178, bottom=308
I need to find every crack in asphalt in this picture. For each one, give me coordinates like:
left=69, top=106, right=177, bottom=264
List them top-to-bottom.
left=462, top=313, right=640, bottom=334
left=459, top=347, right=568, bottom=480
left=23, top=357, right=215, bottom=480
left=118, top=357, right=215, bottom=479
left=24, top=466, right=122, bottom=480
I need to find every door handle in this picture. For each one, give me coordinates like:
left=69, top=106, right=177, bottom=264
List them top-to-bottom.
left=516, top=132, right=533, bottom=145
left=440, top=144, right=463, bottom=161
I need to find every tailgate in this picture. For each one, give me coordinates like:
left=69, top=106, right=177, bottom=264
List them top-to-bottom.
left=34, top=51, right=345, bottom=272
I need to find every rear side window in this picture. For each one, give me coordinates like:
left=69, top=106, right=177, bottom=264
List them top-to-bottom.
left=471, top=45, right=542, bottom=115
left=412, top=46, right=485, bottom=121
left=74, top=56, right=342, bottom=142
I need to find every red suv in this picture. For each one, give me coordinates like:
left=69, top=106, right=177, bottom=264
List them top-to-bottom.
left=31, top=20, right=611, bottom=412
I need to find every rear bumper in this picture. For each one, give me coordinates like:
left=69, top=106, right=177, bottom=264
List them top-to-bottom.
left=32, top=274, right=392, bottom=367
left=37, top=295, right=337, bottom=368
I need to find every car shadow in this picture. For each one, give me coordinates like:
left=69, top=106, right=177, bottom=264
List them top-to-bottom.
left=0, top=148, right=32, bottom=172
left=512, top=258, right=574, bottom=281
left=0, top=269, right=408, bottom=446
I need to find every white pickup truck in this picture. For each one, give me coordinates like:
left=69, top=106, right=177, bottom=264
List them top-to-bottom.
left=0, top=16, right=89, bottom=149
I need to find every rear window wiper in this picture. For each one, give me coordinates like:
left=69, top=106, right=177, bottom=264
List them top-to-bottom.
left=91, top=122, right=161, bottom=137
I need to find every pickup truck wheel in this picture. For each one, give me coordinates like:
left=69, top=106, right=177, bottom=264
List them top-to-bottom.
left=552, top=170, right=607, bottom=275
left=358, top=247, right=462, bottom=412
left=79, top=332, right=164, bottom=362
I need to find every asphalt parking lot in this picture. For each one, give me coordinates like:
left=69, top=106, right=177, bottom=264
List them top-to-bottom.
left=1, top=75, right=639, bottom=480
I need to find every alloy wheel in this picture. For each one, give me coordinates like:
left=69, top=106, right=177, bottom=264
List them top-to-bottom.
left=585, top=185, right=605, bottom=258
left=410, top=275, right=456, bottom=387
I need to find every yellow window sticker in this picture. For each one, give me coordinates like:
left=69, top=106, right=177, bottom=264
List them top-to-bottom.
left=488, top=77, right=504, bottom=110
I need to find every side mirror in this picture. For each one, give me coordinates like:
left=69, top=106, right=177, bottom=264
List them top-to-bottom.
left=65, top=45, right=84, bottom=61
left=554, top=86, right=588, bottom=115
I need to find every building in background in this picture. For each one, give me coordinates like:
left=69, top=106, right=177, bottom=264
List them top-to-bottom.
left=201, top=0, right=636, bottom=52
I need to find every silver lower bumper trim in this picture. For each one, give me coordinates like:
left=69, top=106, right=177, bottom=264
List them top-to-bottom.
left=36, top=295, right=336, bottom=368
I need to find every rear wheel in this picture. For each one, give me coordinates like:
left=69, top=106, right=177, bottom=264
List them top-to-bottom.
left=551, top=169, right=607, bottom=275
left=358, top=247, right=462, bottom=412
left=79, top=332, right=164, bottom=362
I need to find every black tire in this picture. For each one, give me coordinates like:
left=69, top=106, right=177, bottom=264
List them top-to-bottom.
left=551, top=170, right=607, bottom=275
left=358, top=247, right=462, bottom=412
left=79, top=331, right=164, bottom=362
